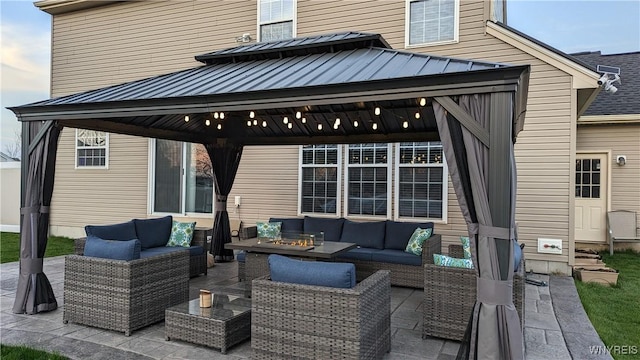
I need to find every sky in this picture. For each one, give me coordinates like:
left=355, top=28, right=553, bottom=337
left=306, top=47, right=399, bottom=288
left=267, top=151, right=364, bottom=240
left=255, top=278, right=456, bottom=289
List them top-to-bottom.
left=1, top=0, right=639, bottom=157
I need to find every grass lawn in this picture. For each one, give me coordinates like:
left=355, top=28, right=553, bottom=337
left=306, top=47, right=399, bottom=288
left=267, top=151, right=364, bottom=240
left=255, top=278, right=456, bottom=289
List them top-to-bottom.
left=0, top=232, right=75, bottom=264
left=575, top=250, right=640, bottom=360
left=0, top=344, right=68, bottom=360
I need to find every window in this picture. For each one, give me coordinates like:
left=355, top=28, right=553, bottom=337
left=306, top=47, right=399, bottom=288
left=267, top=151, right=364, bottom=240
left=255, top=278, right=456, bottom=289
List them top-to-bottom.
left=258, top=0, right=295, bottom=42
left=406, top=0, right=458, bottom=46
left=491, top=0, right=505, bottom=23
left=75, top=129, right=108, bottom=168
left=152, top=140, right=213, bottom=214
left=395, top=142, right=447, bottom=220
left=346, top=144, right=391, bottom=217
left=299, top=145, right=340, bottom=215
left=575, top=159, right=601, bottom=198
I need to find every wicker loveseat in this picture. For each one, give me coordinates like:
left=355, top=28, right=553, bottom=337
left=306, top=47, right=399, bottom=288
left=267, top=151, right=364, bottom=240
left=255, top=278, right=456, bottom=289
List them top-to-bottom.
left=75, top=216, right=207, bottom=277
left=238, top=216, right=441, bottom=288
left=422, top=244, right=525, bottom=341
left=63, top=250, right=189, bottom=336
left=251, top=268, right=392, bottom=360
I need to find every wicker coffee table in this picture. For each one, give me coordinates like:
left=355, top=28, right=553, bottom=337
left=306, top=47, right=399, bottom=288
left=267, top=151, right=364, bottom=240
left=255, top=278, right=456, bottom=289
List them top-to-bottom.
left=165, top=293, right=252, bottom=354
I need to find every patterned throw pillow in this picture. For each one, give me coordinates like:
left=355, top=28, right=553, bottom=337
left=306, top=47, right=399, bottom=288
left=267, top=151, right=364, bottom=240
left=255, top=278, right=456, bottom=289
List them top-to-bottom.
left=166, top=221, right=196, bottom=247
left=256, top=221, right=282, bottom=239
left=404, top=227, right=433, bottom=256
left=460, top=236, right=472, bottom=259
left=433, top=254, right=474, bottom=269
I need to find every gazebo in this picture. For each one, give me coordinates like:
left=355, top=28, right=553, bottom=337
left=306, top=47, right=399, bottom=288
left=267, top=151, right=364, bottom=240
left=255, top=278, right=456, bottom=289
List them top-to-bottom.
left=9, top=32, right=530, bottom=359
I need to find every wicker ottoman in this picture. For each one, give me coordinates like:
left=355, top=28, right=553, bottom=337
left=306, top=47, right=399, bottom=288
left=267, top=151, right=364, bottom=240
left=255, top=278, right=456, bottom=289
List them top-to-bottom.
left=165, top=293, right=252, bottom=354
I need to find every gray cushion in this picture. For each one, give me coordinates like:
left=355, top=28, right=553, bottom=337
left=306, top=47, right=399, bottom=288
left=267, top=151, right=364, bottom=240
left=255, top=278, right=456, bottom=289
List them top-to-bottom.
left=133, top=216, right=173, bottom=249
left=303, top=216, right=345, bottom=242
left=269, top=218, right=304, bottom=235
left=340, top=220, right=386, bottom=249
left=85, top=221, right=137, bottom=241
left=384, top=221, right=434, bottom=250
left=84, top=235, right=141, bottom=261
left=139, top=245, right=193, bottom=259
left=337, top=247, right=380, bottom=262
left=371, top=249, right=422, bottom=266
left=268, top=254, right=356, bottom=288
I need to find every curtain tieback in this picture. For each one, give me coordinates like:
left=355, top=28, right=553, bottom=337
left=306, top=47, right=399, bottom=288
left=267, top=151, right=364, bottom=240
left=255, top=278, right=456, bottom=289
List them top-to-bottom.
left=215, top=196, right=228, bottom=211
left=20, top=206, right=50, bottom=214
left=469, top=223, right=514, bottom=239
left=21, top=258, right=44, bottom=274
left=477, top=277, right=513, bottom=306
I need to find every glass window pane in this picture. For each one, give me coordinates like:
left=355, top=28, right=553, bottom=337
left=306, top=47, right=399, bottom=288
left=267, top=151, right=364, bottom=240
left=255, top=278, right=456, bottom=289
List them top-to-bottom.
left=154, top=139, right=182, bottom=213
left=185, top=144, right=213, bottom=213
left=592, top=172, right=600, bottom=185
left=582, top=186, right=591, bottom=198
left=592, top=186, right=600, bottom=198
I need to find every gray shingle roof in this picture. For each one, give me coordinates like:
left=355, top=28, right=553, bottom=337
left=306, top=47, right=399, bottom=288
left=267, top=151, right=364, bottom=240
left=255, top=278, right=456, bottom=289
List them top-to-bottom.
left=572, top=51, right=640, bottom=116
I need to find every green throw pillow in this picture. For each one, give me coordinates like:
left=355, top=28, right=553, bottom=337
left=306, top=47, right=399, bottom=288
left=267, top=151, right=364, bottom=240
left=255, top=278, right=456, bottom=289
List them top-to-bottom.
left=166, top=221, right=196, bottom=247
left=257, top=221, right=282, bottom=239
left=404, top=227, right=433, bottom=256
left=460, top=236, right=472, bottom=259
left=433, top=254, right=474, bottom=269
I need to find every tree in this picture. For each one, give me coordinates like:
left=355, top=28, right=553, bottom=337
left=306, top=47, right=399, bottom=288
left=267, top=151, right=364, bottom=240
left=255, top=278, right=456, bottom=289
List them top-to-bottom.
left=3, top=129, right=21, bottom=160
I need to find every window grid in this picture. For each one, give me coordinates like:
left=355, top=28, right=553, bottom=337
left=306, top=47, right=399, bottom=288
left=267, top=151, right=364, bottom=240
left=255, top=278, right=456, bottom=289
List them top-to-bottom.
left=259, top=0, right=294, bottom=42
left=407, top=0, right=456, bottom=46
left=76, top=129, right=108, bottom=168
left=346, top=144, right=390, bottom=217
left=300, top=145, right=340, bottom=215
left=575, top=159, right=601, bottom=199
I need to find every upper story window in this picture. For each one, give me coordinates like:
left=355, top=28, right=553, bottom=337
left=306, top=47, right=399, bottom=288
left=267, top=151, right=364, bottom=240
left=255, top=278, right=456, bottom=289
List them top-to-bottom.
left=258, top=0, right=295, bottom=42
left=406, top=0, right=459, bottom=47
left=491, top=0, right=505, bottom=23
left=76, top=129, right=108, bottom=168
left=152, top=140, right=213, bottom=215
left=346, top=144, right=391, bottom=218
left=299, top=145, right=340, bottom=216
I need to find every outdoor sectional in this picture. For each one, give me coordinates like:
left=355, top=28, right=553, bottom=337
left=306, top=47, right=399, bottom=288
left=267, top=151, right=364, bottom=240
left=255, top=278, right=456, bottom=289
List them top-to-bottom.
left=74, top=216, right=207, bottom=277
left=239, top=216, right=441, bottom=288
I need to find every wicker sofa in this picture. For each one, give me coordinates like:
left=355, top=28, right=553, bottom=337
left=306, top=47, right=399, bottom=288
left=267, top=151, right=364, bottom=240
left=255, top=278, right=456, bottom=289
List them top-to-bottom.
left=75, top=216, right=207, bottom=277
left=238, top=216, right=441, bottom=288
left=422, top=244, right=525, bottom=341
left=63, top=250, right=190, bottom=336
left=251, top=269, right=391, bottom=359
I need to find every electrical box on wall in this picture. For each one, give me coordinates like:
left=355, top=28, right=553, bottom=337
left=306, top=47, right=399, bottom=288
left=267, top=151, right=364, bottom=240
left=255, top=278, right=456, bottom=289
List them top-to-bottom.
left=537, top=238, right=563, bottom=254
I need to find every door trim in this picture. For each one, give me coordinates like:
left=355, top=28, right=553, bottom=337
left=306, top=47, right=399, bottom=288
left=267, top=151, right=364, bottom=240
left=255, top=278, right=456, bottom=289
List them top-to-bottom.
left=575, top=150, right=612, bottom=241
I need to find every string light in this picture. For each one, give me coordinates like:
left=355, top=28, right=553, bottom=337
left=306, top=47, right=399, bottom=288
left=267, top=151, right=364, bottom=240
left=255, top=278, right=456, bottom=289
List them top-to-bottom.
left=419, top=97, right=427, bottom=106
left=374, top=107, right=381, bottom=116
left=249, top=111, right=255, bottom=118
left=296, top=111, right=302, bottom=119
left=214, top=112, right=219, bottom=119
left=220, top=112, right=225, bottom=120
left=415, top=112, right=421, bottom=119
left=184, top=115, right=189, bottom=122
left=283, top=117, right=289, bottom=124
left=301, top=117, right=307, bottom=124
left=335, top=118, right=341, bottom=126
left=205, top=119, right=211, bottom=126
left=253, top=119, right=258, bottom=126
left=247, top=120, right=252, bottom=126
left=262, top=120, right=267, bottom=127
left=353, top=120, right=359, bottom=128
left=402, top=120, right=409, bottom=129
left=217, top=123, right=222, bottom=130
left=287, top=123, right=293, bottom=129
left=317, top=123, right=323, bottom=130
left=372, top=123, right=378, bottom=130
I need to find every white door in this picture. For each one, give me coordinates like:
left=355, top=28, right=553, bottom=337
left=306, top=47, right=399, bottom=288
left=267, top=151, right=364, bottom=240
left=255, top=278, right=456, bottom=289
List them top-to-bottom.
left=575, top=154, right=608, bottom=242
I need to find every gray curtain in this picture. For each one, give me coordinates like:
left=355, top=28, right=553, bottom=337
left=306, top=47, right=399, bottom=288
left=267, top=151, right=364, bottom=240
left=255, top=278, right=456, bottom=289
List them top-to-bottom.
left=434, top=95, right=524, bottom=359
left=13, top=121, right=62, bottom=314
left=204, top=141, right=243, bottom=262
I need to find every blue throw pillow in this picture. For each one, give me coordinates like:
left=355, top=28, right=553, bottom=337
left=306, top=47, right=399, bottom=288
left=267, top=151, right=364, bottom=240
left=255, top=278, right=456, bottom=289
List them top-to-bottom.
left=133, top=216, right=173, bottom=249
left=340, top=220, right=386, bottom=249
left=85, top=221, right=137, bottom=241
left=84, top=235, right=141, bottom=261
left=268, top=254, right=356, bottom=289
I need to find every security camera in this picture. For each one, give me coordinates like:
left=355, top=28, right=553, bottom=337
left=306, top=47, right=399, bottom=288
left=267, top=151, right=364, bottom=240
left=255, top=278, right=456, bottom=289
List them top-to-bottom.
left=598, top=73, right=621, bottom=94
left=597, top=74, right=609, bottom=86
left=616, top=155, right=626, bottom=166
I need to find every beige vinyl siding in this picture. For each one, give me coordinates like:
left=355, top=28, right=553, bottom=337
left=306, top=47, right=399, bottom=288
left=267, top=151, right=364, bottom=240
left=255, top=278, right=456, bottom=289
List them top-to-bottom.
left=48, top=0, right=577, bottom=267
left=577, top=123, right=640, bottom=229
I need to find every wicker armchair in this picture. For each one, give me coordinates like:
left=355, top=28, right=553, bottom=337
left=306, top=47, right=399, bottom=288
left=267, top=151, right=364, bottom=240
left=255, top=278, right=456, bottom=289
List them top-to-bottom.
left=423, top=244, right=525, bottom=341
left=63, top=250, right=190, bottom=336
left=251, top=270, right=391, bottom=360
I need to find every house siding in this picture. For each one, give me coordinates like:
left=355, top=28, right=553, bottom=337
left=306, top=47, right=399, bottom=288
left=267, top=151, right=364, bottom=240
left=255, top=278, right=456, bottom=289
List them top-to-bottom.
left=47, top=0, right=579, bottom=272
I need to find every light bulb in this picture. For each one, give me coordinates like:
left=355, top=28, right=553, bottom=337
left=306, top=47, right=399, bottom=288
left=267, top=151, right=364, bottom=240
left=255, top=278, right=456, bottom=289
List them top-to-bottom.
left=419, top=97, right=426, bottom=106
left=374, top=107, right=380, bottom=116
left=249, top=111, right=255, bottom=118
left=296, top=111, right=302, bottom=119
left=214, top=112, right=219, bottom=119
left=220, top=112, right=225, bottom=120
left=415, top=112, right=420, bottom=119
left=184, top=115, right=189, bottom=122
left=283, top=117, right=289, bottom=124
left=302, top=117, right=307, bottom=124
left=335, top=118, right=340, bottom=126
left=205, top=119, right=211, bottom=126
left=253, top=119, right=258, bottom=126
left=247, top=120, right=252, bottom=126
left=262, top=120, right=267, bottom=127
left=353, top=120, right=359, bottom=128
left=402, top=121, right=409, bottom=129
left=287, top=122, right=292, bottom=129
left=217, top=123, right=222, bottom=130
left=317, top=123, right=323, bottom=130
left=333, top=123, right=339, bottom=130
left=372, top=123, right=378, bottom=130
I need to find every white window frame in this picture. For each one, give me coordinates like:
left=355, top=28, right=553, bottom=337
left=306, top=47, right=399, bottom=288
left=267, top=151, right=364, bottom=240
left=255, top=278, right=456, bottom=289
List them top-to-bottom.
left=257, top=0, right=297, bottom=42
left=405, top=0, right=460, bottom=48
left=75, top=129, right=109, bottom=169
left=148, top=139, right=214, bottom=217
left=394, top=142, right=448, bottom=223
left=343, top=143, right=392, bottom=220
left=298, top=145, right=342, bottom=217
